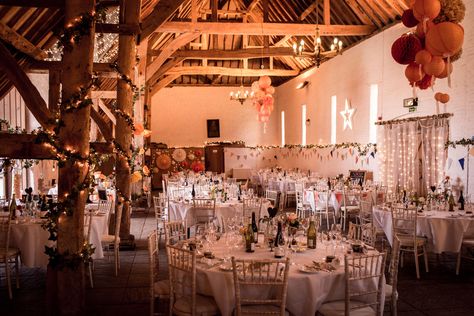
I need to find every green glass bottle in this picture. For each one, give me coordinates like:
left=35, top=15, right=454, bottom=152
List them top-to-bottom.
left=448, top=192, right=455, bottom=212
left=9, top=194, right=17, bottom=219
left=307, top=220, right=317, bottom=249
left=245, top=223, right=255, bottom=253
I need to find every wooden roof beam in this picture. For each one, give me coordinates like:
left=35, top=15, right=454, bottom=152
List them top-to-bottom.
left=0, top=0, right=64, bottom=7
left=141, top=0, right=187, bottom=39
left=247, top=0, right=260, bottom=13
left=324, top=0, right=330, bottom=25
left=300, top=2, right=318, bottom=21
left=0, top=21, right=47, bottom=60
left=157, top=22, right=376, bottom=36
left=146, top=32, right=201, bottom=81
left=0, top=41, right=53, bottom=130
left=150, top=47, right=296, bottom=59
left=146, top=57, right=185, bottom=88
left=166, top=66, right=299, bottom=77
left=150, top=74, right=181, bottom=96
left=90, top=107, right=113, bottom=142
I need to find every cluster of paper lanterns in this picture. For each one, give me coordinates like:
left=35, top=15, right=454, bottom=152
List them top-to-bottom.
left=392, top=0, right=465, bottom=104
left=251, top=76, right=275, bottom=127
left=133, top=123, right=151, bottom=137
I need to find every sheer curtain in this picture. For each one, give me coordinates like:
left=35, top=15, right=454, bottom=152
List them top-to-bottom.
left=378, top=116, right=450, bottom=194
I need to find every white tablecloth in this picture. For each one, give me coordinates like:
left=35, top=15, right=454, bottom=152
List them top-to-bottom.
left=169, top=200, right=270, bottom=227
left=85, top=204, right=109, bottom=260
left=372, top=206, right=474, bottom=253
left=11, top=220, right=51, bottom=268
left=194, top=236, right=384, bottom=316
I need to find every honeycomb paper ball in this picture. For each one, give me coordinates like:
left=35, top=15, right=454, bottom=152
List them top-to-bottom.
left=402, top=9, right=419, bottom=27
left=391, top=34, right=422, bottom=65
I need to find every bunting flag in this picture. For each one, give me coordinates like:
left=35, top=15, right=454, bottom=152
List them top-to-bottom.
left=470, top=147, right=474, bottom=156
left=349, top=148, right=353, bottom=156
left=330, top=150, right=334, bottom=157
left=337, top=151, right=339, bottom=158
left=370, top=152, right=375, bottom=158
left=230, top=153, right=234, bottom=157
left=250, top=153, right=254, bottom=157
left=237, top=155, right=241, bottom=160
left=244, top=155, right=247, bottom=160
left=355, top=156, right=359, bottom=164
left=366, top=157, right=369, bottom=165
left=447, top=157, right=453, bottom=170
left=459, top=158, right=465, bottom=170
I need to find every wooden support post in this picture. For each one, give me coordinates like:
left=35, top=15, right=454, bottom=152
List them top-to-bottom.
left=50, top=0, right=95, bottom=314
left=116, top=0, right=140, bottom=247
left=211, top=0, right=218, bottom=49
left=262, top=0, right=269, bottom=48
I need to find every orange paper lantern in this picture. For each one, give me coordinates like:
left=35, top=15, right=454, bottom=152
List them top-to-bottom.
left=413, top=0, right=441, bottom=21
left=415, top=20, right=434, bottom=38
left=425, top=22, right=464, bottom=57
left=415, top=50, right=432, bottom=65
left=423, top=56, right=445, bottom=76
left=436, top=60, right=453, bottom=78
left=405, top=63, right=424, bottom=83
left=258, top=76, right=272, bottom=89
left=434, top=92, right=443, bottom=101
left=439, top=93, right=450, bottom=103
left=134, top=123, right=144, bottom=136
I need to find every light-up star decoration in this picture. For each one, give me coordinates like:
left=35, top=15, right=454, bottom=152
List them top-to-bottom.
left=340, top=99, right=355, bottom=130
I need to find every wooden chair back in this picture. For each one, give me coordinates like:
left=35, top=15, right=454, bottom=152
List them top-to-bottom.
left=242, top=197, right=262, bottom=220
left=192, top=198, right=216, bottom=224
left=391, top=206, right=417, bottom=239
left=0, top=210, right=12, bottom=252
left=164, top=220, right=187, bottom=245
left=347, top=222, right=376, bottom=247
left=167, top=244, right=196, bottom=315
left=344, top=252, right=386, bottom=316
left=231, top=257, right=290, bottom=316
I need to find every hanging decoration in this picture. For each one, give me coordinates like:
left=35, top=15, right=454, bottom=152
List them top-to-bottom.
left=392, top=0, right=465, bottom=95
left=251, top=76, right=275, bottom=133
left=340, top=99, right=355, bottom=130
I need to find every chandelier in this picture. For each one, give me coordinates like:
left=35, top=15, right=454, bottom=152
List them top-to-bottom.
left=310, top=0, right=343, bottom=67
left=293, top=39, right=305, bottom=56
left=229, top=78, right=253, bottom=105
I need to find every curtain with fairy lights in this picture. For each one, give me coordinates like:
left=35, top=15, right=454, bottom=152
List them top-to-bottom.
left=378, top=115, right=450, bottom=195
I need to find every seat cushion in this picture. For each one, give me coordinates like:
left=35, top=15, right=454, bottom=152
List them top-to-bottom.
left=341, top=206, right=360, bottom=212
left=101, top=234, right=119, bottom=244
left=396, top=235, right=426, bottom=247
left=153, top=280, right=170, bottom=297
left=385, top=283, right=393, bottom=298
left=173, top=294, right=219, bottom=315
left=318, top=300, right=377, bottom=316
left=240, top=304, right=289, bottom=316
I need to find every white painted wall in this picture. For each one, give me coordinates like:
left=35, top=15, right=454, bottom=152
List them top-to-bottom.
left=275, top=0, right=474, bottom=193
left=150, top=86, right=278, bottom=147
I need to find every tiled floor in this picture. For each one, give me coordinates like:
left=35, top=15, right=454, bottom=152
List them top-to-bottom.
left=1, top=209, right=474, bottom=315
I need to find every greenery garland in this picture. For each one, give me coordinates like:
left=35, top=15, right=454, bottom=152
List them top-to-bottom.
left=54, top=4, right=107, bottom=51
left=445, top=138, right=474, bottom=149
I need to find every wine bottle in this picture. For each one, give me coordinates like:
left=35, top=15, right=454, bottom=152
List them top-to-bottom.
left=327, top=177, right=331, bottom=190
left=191, top=184, right=196, bottom=198
left=238, top=184, right=242, bottom=201
left=458, top=190, right=465, bottom=211
left=448, top=192, right=455, bottom=212
left=9, top=194, right=17, bottom=220
left=251, top=212, right=258, bottom=244
left=307, top=220, right=317, bottom=249
left=274, top=222, right=284, bottom=258
left=245, top=223, right=255, bottom=253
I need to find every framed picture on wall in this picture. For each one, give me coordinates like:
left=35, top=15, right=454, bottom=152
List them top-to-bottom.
left=207, top=119, right=220, bottom=138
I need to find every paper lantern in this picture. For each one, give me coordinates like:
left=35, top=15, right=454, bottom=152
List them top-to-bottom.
left=413, top=0, right=441, bottom=21
left=402, top=9, right=419, bottom=27
left=415, top=20, right=434, bottom=38
left=425, top=22, right=464, bottom=57
left=391, top=34, right=422, bottom=65
left=415, top=50, right=432, bottom=65
left=423, top=56, right=445, bottom=76
left=436, top=60, right=453, bottom=78
left=405, top=63, right=424, bottom=83
left=416, top=74, right=434, bottom=89
left=258, top=76, right=272, bottom=89
left=251, top=81, right=260, bottom=92
left=266, top=86, right=275, bottom=94
left=434, top=92, right=443, bottom=101
left=439, top=93, right=450, bottom=103
left=133, top=123, right=144, bottom=136
left=172, top=148, right=186, bottom=162
left=156, top=154, right=171, bottom=170
left=190, top=161, right=204, bottom=173
left=142, top=165, right=150, bottom=176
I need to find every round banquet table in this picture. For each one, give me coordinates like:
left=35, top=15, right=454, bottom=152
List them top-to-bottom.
left=169, top=199, right=271, bottom=227
left=85, top=204, right=109, bottom=260
left=372, top=206, right=474, bottom=254
left=10, top=219, right=51, bottom=268
left=192, top=236, right=384, bottom=316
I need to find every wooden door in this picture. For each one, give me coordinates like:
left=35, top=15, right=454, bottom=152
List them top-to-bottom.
left=205, top=146, right=224, bottom=173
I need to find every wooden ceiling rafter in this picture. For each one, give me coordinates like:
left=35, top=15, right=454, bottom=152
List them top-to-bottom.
left=0, top=20, right=47, bottom=59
